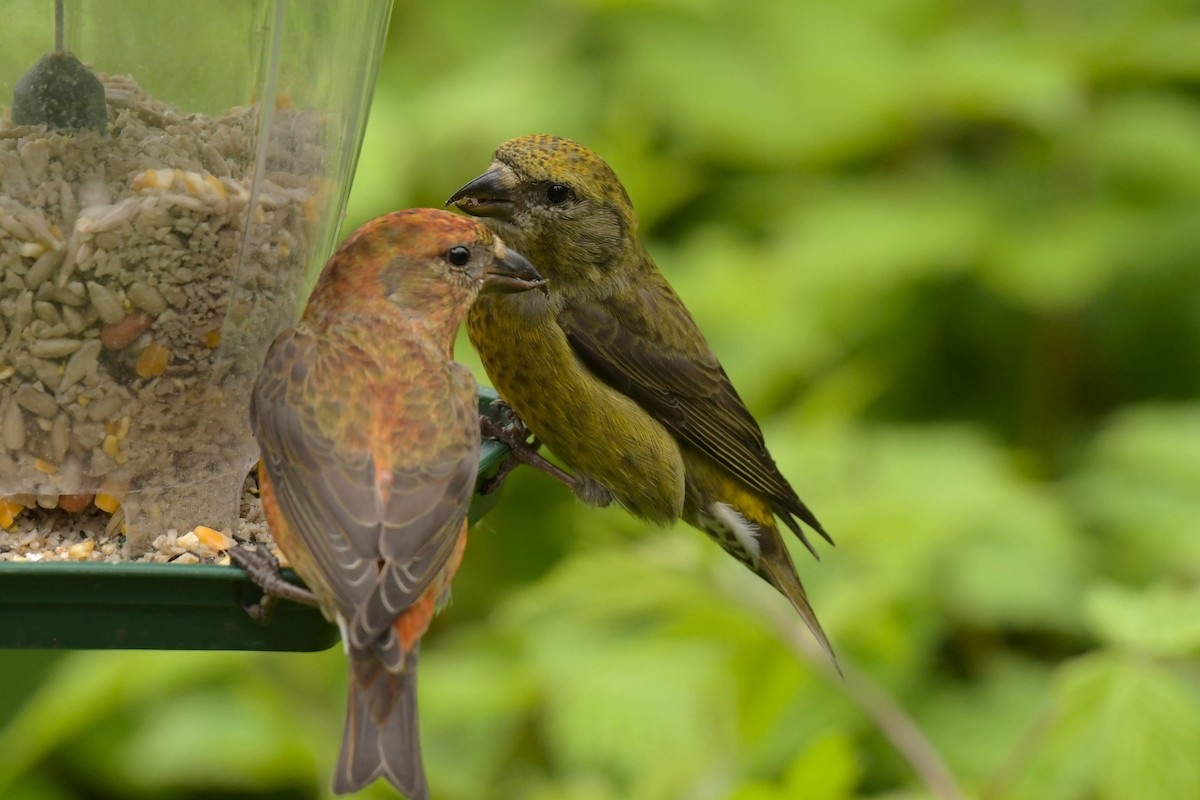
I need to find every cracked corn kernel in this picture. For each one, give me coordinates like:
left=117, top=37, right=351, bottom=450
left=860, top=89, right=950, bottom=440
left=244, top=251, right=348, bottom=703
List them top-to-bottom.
left=131, top=168, right=172, bottom=191
left=204, top=174, right=226, bottom=201
left=204, top=329, right=221, bottom=348
left=136, top=341, right=170, bottom=377
left=102, top=434, right=121, bottom=458
left=33, top=458, right=57, bottom=474
left=94, top=493, right=121, bottom=513
left=0, top=499, right=24, bottom=529
left=193, top=525, right=233, bottom=551
left=67, top=540, right=95, bottom=560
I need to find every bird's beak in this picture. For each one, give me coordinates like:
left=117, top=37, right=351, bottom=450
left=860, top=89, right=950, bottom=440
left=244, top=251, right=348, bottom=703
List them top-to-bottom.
left=446, top=164, right=517, bottom=221
left=483, top=245, right=545, bottom=294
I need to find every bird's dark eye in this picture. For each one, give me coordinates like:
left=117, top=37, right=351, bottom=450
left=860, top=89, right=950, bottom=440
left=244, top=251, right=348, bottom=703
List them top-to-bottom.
left=546, top=183, right=572, bottom=205
left=446, top=246, right=471, bottom=267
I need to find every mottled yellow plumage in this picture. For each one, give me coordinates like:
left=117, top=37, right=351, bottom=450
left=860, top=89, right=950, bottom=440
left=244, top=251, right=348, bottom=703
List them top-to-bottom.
left=449, top=135, right=836, bottom=664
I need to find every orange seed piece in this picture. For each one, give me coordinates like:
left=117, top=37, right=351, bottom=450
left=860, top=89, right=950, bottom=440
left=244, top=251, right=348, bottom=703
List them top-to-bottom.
left=136, top=341, right=170, bottom=377
left=58, top=493, right=95, bottom=513
left=95, top=493, right=121, bottom=513
left=0, top=499, right=24, bottom=529
left=194, top=525, right=233, bottom=551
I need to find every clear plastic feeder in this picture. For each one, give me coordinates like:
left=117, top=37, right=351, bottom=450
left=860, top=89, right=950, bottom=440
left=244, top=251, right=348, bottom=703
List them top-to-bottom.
left=0, top=1, right=393, bottom=553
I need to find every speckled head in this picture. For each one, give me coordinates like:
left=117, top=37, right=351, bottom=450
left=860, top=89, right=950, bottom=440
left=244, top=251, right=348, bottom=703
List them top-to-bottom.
left=447, top=135, right=641, bottom=279
left=495, top=135, right=633, bottom=212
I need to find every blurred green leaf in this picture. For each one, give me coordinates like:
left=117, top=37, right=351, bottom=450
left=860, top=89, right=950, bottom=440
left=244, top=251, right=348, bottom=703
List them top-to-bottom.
left=983, top=202, right=1138, bottom=310
left=1070, top=404, right=1200, bottom=581
left=1085, top=583, right=1200, bottom=656
left=0, top=651, right=242, bottom=792
left=1012, top=653, right=1200, bottom=800
left=917, top=656, right=1054, bottom=790
left=95, top=687, right=321, bottom=792
left=782, top=734, right=860, bottom=799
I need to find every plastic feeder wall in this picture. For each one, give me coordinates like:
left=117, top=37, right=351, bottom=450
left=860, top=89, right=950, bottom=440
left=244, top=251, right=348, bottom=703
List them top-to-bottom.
left=0, top=0, right=393, bottom=551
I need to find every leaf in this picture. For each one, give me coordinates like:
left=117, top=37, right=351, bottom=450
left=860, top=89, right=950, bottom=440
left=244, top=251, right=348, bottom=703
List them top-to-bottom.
left=1081, top=94, right=1200, bottom=198
left=982, top=202, right=1138, bottom=311
left=1070, top=404, right=1200, bottom=581
left=1085, top=583, right=1200, bottom=655
left=420, top=632, right=540, bottom=799
left=535, top=636, right=735, bottom=797
left=0, top=651, right=243, bottom=793
left=1011, top=652, right=1200, bottom=800
left=918, top=656, right=1054, bottom=787
left=103, top=688, right=320, bottom=791
left=782, top=733, right=861, bottom=799
left=727, top=782, right=788, bottom=800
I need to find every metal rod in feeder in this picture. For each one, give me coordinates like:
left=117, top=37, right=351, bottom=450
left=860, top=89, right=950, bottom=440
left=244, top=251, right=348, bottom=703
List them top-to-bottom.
left=55, top=0, right=65, bottom=52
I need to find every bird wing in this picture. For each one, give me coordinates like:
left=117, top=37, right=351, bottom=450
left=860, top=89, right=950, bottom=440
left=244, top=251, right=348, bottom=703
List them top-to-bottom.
left=558, top=274, right=828, bottom=544
left=251, top=329, right=479, bottom=667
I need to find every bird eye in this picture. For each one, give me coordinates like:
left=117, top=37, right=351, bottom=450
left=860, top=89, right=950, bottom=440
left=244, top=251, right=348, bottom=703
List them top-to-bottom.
left=546, top=183, right=572, bottom=205
left=446, top=246, right=471, bottom=267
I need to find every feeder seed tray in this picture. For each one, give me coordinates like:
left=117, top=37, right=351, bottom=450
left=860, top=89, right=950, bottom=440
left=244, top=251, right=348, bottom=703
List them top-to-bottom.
left=0, top=390, right=512, bottom=651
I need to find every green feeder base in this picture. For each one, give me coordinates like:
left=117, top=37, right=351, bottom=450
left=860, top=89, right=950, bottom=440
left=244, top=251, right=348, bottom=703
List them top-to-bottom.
left=0, top=388, right=512, bottom=651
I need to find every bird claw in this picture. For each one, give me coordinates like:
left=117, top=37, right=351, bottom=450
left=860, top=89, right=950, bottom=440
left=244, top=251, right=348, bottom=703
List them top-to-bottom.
left=488, top=396, right=523, bottom=428
left=478, top=403, right=579, bottom=494
left=479, top=411, right=528, bottom=450
left=478, top=452, right=521, bottom=496
left=230, top=545, right=320, bottom=623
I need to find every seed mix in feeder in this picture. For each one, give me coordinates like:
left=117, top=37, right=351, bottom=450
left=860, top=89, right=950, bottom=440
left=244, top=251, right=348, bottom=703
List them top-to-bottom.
left=1, top=72, right=325, bottom=556
left=0, top=471, right=279, bottom=565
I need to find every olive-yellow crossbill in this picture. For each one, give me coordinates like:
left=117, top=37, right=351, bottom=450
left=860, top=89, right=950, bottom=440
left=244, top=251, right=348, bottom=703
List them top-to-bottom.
left=449, top=136, right=836, bottom=665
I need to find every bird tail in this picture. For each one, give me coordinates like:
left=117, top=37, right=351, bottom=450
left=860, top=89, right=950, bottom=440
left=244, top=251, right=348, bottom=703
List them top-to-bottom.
left=757, top=530, right=841, bottom=674
left=334, top=647, right=428, bottom=799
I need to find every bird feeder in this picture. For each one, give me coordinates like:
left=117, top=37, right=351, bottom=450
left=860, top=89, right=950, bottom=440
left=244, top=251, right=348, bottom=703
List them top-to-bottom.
left=0, top=0, right=429, bottom=650
left=0, top=427, right=509, bottom=650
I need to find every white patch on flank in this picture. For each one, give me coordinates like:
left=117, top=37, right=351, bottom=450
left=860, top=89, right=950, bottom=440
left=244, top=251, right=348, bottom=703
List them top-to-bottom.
left=711, top=501, right=761, bottom=565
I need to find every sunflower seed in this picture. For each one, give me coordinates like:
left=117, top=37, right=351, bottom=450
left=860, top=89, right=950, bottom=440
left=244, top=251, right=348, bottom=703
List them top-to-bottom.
left=86, top=281, right=126, bottom=324
left=127, top=282, right=167, bottom=315
left=29, top=338, right=81, bottom=359
left=60, top=340, right=101, bottom=390
left=15, top=386, right=58, bottom=418
left=2, top=401, right=27, bottom=450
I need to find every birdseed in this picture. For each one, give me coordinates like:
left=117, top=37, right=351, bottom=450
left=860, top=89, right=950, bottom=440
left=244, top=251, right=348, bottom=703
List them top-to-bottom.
left=1, top=72, right=324, bottom=554
left=0, top=470, right=280, bottom=565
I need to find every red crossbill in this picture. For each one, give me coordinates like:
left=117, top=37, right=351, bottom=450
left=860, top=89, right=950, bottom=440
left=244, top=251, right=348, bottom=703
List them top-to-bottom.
left=448, top=135, right=837, bottom=665
left=247, top=208, right=543, bottom=797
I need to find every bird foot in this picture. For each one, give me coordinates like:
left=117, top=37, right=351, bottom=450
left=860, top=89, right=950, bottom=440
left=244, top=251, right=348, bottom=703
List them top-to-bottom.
left=479, top=401, right=578, bottom=495
left=230, top=545, right=319, bottom=623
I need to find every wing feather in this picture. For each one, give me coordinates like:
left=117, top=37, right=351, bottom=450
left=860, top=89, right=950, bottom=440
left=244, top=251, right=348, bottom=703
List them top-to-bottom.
left=558, top=277, right=828, bottom=543
left=251, top=330, right=479, bottom=665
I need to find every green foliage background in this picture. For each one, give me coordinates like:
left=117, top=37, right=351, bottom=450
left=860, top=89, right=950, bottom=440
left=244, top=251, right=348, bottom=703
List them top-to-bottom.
left=3, top=0, right=1200, bottom=798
